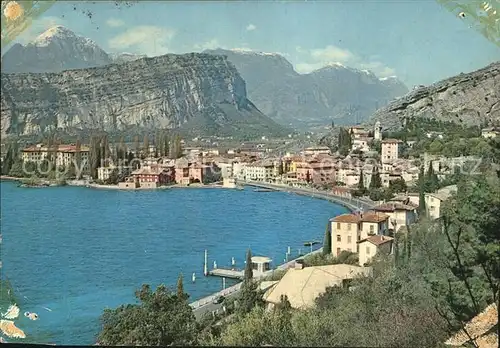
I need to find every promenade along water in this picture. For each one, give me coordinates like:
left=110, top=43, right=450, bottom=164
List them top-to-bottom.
left=0, top=181, right=348, bottom=345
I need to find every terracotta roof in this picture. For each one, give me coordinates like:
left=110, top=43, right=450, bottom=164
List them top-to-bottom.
left=381, top=139, right=403, bottom=144
left=23, top=144, right=90, bottom=153
left=131, top=167, right=165, bottom=175
left=373, top=202, right=416, bottom=212
left=360, top=212, right=390, bottom=223
left=331, top=214, right=361, bottom=223
left=358, top=235, right=394, bottom=246
left=445, top=303, right=498, bottom=347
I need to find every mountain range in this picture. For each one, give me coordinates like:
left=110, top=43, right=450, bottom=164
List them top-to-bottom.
left=1, top=26, right=409, bottom=129
left=204, top=49, right=409, bottom=128
left=1, top=52, right=290, bottom=138
left=368, top=61, right=500, bottom=131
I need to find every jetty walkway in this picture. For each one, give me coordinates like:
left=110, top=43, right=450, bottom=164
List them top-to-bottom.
left=245, top=181, right=375, bottom=212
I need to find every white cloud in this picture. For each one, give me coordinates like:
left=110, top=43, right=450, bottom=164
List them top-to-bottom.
left=14, top=16, right=66, bottom=44
left=106, top=18, right=125, bottom=28
left=246, top=23, right=257, bottom=31
left=108, top=26, right=176, bottom=56
left=193, top=38, right=221, bottom=51
left=295, top=44, right=396, bottom=77
left=310, top=45, right=354, bottom=63
left=295, top=62, right=325, bottom=74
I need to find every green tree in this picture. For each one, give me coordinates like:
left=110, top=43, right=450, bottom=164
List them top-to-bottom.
left=8, top=160, right=25, bottom=177
left=425, top=162, right=440, bottom=192
left=357, top=170, right=366, bottom=194
left=369, top=172, right=382, bottom=190
left=436, top=174, right=500, bottom=337
left=389, top=178, right=407, bottom=193
left=322, top=222, right=332, bottom=256
left=237, top=249, right=264, bottom=315
left=244, top=249, right=253, bottom=281
left=176, top=273, right=187, bottom=301
left=97, top=284, right=197, bottom=346
left=269, top=295, right=295, bottom=346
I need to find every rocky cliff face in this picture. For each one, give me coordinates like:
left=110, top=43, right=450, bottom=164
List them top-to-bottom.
left=1, top=26, right=112, bottom=73
left=204, top=49, right=409, bottom=128
left=1, top=53, right=288, bottom=138
left=368, top=62, right=500, bottom=130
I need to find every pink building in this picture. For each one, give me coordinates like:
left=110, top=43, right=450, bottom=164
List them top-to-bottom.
left=296, top=157, right=336, bottom=185
left=174, top=160, right=213, bottom=185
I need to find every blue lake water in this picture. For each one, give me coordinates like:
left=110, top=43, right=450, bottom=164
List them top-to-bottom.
left=0, top=181, right=348, bottom=344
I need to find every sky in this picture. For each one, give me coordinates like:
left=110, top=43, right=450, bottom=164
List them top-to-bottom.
left=6, top=0, right=500, bottom=87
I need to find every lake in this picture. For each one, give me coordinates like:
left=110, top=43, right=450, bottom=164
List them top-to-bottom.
left=0, top=181, right=348, bottom=344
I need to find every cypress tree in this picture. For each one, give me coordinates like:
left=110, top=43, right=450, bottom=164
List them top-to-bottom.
left=163, top=133, right=170, bottom=157
left=426, top=161, right=439, bottom=192
left=418, top=166, right=427, bottom=217
left=358, top=170, right=365, bottom=194
left=370, top=171, right=382, bottom=189
left=322, top=222, right=332, bottom=256
left=244, top=249, right=253, bottom=281
left=176, top=273, right=186, bottom=301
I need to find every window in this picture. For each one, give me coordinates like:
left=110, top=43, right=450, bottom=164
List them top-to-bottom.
left=336, top=222, right=341, bottom=230
left=347, top=223, right=351, bottom=231
left=370, top=225, right=374, bottom=234
left=337, top=235, right=341, bottom=242
left=347, top=236, right=352, bottom=243
left=366, top=246, right=370, bottom=255
left=336, top=248, right=341, bottom=256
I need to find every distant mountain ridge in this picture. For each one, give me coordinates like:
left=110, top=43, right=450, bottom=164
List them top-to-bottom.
left=204, top=48, right=409, bottom=128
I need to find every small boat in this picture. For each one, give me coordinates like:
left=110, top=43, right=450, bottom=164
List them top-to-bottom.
left=254, top=188, right=273, bottom=193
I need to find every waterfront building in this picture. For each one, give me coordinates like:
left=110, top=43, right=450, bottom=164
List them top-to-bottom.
left=381, top=139, right=403, bottom=163
left=21, top=144, right=90, bottom=170
left=174, top=159, right=212, bottom=184
left=245, top=160, right=275, bottom=182
left=232, top=162, right=248, bottom=181
left=131, top=165, right=173, bottom=188
left=97, top=166, right=131, bottom=182
left=330, top=212, right=390, bottom=257
left=357, top=235, right=394, bottom=266
left=263, top=264, right=372, bottom=310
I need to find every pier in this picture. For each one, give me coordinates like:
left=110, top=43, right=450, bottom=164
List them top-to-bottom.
left=208, top=268, right=244, bottom=279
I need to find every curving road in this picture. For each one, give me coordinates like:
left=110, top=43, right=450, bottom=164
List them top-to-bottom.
left=244, top=181, right=375, bottom=212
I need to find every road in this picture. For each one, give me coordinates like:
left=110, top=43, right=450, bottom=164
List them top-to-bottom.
left=245, top=181, right=375, bottom=212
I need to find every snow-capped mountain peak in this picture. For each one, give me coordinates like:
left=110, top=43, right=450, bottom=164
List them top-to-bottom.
left=32, top=25, right=78, bottom=46
left=2, top=26, right=112, bottom=73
